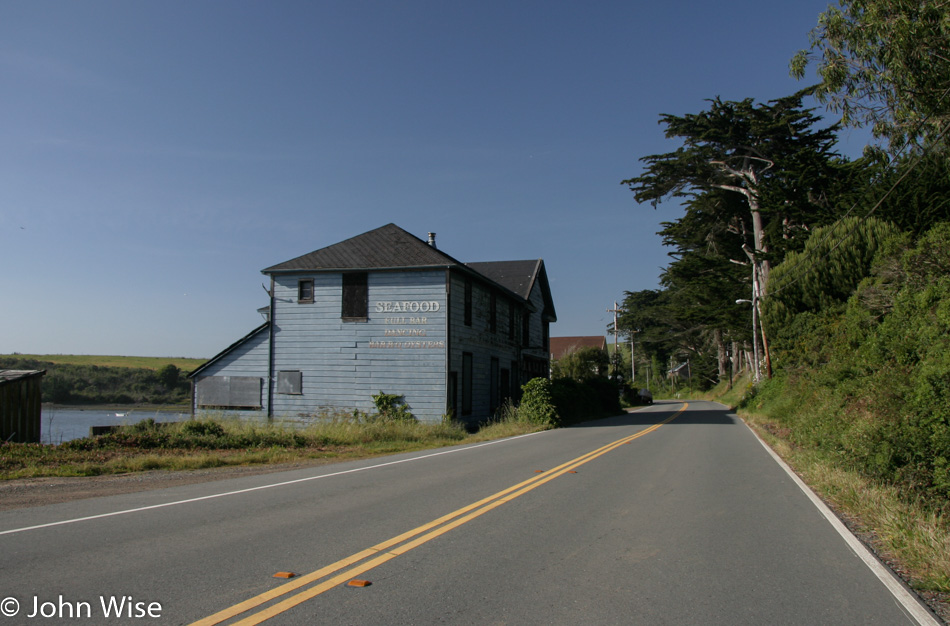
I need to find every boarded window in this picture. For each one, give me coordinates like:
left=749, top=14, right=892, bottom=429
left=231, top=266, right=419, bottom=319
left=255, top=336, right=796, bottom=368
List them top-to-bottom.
left=342, top=273, right=368, bottom=320
left=298, top=279, right=314, bottom=303
left=277, top=370, right=302, bottom=395
left=196, top=376, right=262, bottom=409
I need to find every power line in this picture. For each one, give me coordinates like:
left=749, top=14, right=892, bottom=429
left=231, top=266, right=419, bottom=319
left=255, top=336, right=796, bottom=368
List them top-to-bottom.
left=765, top=83, right=950, bottom=299
left=765, top=120, right=950, bottom=299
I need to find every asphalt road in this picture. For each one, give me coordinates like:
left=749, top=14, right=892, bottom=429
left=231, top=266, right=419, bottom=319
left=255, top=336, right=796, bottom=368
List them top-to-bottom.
left=0, top=401, right=939, bottom=625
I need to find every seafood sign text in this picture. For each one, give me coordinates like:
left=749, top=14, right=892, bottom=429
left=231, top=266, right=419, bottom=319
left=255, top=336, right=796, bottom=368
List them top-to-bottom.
left=374, top=301, right=441, bottom=313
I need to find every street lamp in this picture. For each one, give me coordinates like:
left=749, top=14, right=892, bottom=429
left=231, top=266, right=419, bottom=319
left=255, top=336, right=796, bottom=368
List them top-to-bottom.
left=736, top=298, right=761, bottom=383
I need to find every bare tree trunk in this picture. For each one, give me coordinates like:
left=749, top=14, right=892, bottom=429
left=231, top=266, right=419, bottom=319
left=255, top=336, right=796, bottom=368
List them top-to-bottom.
left=715, top=329, right=727, bottom=380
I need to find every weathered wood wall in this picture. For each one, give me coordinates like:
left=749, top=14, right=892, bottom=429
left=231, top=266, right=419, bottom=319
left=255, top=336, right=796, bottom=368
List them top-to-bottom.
left=269, top=270, right=448, bottom=421
left=447, top=273, right=524, bottom=422
left=0, top=370, right=45, bottom=443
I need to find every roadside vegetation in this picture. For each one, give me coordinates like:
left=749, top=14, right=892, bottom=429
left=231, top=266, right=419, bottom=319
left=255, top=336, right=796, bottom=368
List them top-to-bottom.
left=603, top=0, right=950, bottom=606
left=0, top=355, right=196, bottom=406
left=0, top=378, right=568, bottom=481
left=0, top=413, right=548, bottom=480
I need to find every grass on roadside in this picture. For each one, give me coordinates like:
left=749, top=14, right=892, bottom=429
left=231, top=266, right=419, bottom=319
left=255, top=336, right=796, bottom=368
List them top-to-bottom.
left=741, top=409, right=950, bottom=596
left=0, top=411, right=550, bottom=480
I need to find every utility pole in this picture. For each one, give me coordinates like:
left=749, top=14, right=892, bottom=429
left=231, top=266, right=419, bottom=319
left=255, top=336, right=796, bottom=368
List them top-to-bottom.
left=606, top=302, right=623, bottom=381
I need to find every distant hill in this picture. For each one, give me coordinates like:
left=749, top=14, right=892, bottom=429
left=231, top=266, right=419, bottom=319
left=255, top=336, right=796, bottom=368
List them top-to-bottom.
left=1, top=354, right=206, bottom=371
left=0, top=355, right=206, bottom=405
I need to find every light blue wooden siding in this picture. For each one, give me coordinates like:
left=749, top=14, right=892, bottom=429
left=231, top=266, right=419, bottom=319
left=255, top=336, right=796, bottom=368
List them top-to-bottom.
left=270, top=270, right=448, bottom=422
left=447, top=272, right=522, bottom=422
left=194, top=325, right=270, bottom=417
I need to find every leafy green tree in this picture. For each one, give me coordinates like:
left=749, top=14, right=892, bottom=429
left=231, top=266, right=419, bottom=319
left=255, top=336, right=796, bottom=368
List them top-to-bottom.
left=791, top=0, right=950, bottom=153
left=868, top=149, right=950, bottom=235
left=763, top=216, right=903, bottom=359
left=551, top=346, right=609, bottom=382
left=158, top=364, right=181, bottom=390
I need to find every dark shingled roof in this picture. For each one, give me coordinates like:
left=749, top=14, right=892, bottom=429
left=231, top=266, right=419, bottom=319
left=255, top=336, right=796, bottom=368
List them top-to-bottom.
left=261, top=223, right=556, bottom=321
left=263, top=224, right=462, bottom=273
left=468, top=259, right=556, bottom=322
left=465, top=260, right=541, bottom=301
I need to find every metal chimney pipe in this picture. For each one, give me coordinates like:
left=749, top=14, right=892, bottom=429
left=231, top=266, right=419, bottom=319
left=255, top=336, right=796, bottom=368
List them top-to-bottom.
left=427, top=232, right=437, bottom=248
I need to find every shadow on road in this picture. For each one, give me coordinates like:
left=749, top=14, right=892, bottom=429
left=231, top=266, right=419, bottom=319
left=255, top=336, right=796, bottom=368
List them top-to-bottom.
left=568, top=401, right=737, bottom=428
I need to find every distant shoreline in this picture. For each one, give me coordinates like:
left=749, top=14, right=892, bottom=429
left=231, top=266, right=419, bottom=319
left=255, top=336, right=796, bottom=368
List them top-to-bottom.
left=43, top=403, right=191, bottom=412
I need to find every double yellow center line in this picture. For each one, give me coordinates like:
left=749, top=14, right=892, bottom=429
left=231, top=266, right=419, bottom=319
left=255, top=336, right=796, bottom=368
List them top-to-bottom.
left=192, top=404, right=687, bottom=625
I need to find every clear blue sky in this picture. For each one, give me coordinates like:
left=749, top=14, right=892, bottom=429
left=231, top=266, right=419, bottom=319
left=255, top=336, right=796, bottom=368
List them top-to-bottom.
left=1, top=1, right=862, bottom=359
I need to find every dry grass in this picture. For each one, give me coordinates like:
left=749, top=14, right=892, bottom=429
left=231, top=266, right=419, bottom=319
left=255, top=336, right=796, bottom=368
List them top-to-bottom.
left=743, top=411, right=950, bottom=595
left=0, top=412, right=549, bottom=480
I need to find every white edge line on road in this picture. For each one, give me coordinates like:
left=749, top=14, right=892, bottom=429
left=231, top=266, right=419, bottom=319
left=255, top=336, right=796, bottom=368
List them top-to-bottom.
left=735, top=408, right=940, bottom=626
left=0, top=431, right=548, bottom=537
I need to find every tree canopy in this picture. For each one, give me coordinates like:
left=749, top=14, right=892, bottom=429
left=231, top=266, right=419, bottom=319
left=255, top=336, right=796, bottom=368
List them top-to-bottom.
left=791, top=0, right=950, bottom=153
left=622, top=91, right=843, bottom=293
left=619, top=92, right=850, bottom=386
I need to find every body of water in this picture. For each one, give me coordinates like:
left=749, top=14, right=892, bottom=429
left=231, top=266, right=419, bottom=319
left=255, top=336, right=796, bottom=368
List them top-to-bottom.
left=39, top=407, right=191, bottom=444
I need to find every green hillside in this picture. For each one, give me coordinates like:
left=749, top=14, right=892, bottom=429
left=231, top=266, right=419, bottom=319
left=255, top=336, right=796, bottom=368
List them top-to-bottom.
left=1, top=354, right=206, bottom=371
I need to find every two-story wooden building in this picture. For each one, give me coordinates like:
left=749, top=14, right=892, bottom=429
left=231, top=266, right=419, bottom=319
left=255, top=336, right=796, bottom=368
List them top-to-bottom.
left=189, top=224, right=556, bottom=424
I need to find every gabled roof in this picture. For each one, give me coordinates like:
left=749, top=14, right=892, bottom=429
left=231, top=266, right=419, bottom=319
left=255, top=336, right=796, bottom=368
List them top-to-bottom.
left=260, top=223, right=555, bottom=319
left=263, top=224, right=463, bottom=273
left=469, top=259, right=557, bottom=322
left=466, top=260, right=540, bottom=300
left=550, top=336, right=606, bottom=360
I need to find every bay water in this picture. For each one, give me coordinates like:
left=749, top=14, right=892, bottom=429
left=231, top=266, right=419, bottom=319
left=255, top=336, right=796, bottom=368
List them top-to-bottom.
left=39, top=407, right=190, bottom=444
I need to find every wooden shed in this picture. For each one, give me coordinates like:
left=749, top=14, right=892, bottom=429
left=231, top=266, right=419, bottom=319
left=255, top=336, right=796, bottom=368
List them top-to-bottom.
left=1, top=369, right=45, bottom=443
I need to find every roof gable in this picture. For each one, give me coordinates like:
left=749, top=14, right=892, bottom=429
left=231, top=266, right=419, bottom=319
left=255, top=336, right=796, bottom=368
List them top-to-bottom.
left=260, top=224, right=554, bottom=318
left=263, top=224, right=462, bottom=273
left=469, top=259, right=557, bottom=322
left=466, top=260, right=540, bottom=300
left=550, top=336, right=606, bottom=360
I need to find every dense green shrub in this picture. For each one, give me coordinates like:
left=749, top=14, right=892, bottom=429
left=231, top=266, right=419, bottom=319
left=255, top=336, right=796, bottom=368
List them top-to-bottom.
left=757, top=223, right=950, bottom=508
left=551, top=346, right=609, bottom=381
left=518, top=378, right=560, bottom=426
left=370, top=392, right=415, bottom=421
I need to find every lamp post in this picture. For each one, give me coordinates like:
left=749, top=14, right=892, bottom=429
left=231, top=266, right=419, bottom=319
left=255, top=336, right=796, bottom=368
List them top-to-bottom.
left=736, top=298, right=760, bottom=383
left=630, top=328, right=640, bottom=387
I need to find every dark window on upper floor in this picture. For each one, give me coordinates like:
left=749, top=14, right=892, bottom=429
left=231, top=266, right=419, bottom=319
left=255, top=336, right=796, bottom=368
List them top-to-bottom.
left=342, top=272, right=368, bottom=320
left=464, top=278, right=473, bottom=327
left=298, top=279, right=314, bottom=303
left=489, top=292, right=497, bottom=333
left=508, top=302, right=515, bottom=340
left=522, top=312, right=530, bottom=347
